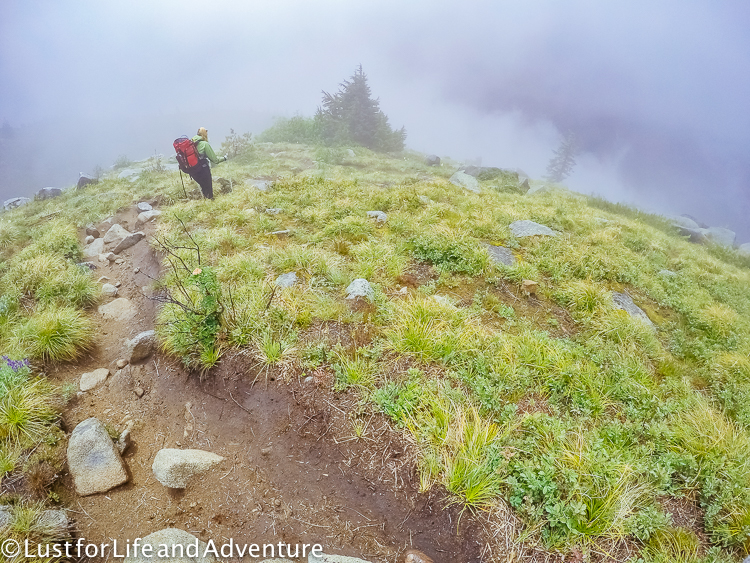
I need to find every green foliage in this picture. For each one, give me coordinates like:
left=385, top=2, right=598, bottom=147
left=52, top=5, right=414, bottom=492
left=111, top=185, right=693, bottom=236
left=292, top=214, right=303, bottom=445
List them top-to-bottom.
left=316, top=65, right=406, bottom=152
left=257, top=115, right=321, bottom=144
left=220, top=128, right=253, bottom=158
left=410, top=230, right=488, bottom=274
left=12, top=306, right=94, bottom=362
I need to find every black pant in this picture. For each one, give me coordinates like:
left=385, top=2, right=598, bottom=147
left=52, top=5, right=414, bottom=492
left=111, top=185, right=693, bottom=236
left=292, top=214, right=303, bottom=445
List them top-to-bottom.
left=189, top=161, right=213, bottom=199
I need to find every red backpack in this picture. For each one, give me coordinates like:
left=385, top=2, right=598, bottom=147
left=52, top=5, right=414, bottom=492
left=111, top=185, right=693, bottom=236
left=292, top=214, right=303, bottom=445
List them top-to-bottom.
left=173, top=136, right=201, bottom=172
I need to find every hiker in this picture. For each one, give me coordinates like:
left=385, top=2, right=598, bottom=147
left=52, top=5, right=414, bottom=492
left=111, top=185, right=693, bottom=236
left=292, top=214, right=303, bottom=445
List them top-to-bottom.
left=188, top=127, right=227, bottom=199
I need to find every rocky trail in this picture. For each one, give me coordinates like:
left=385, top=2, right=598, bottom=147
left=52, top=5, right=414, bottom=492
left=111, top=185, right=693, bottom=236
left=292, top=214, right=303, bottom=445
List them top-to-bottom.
left=47, top=202, right=490, bottom=562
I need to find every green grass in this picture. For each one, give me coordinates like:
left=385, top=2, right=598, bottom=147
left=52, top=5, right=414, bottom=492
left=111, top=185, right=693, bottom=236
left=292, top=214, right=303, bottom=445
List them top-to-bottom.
left=3, top=137, right=750, bottom=559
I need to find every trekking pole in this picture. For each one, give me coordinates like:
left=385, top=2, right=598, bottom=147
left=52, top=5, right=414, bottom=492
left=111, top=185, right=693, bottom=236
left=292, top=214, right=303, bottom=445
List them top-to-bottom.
left=179, top=170, right=188, bottom=199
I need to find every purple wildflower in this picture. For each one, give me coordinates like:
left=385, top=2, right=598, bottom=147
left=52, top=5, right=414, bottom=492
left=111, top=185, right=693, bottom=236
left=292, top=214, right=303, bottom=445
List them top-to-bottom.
left=1, top=355, right=30, bottom=371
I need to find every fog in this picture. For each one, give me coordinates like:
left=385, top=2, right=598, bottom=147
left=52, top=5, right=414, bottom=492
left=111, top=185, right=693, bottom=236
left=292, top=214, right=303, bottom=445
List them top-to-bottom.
left=2, top=0, right=748, bottom=239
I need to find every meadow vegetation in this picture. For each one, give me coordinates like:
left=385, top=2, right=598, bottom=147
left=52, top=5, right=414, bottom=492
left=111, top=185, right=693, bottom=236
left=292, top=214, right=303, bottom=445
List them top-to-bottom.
left=1, top=132, right=750, bottom=561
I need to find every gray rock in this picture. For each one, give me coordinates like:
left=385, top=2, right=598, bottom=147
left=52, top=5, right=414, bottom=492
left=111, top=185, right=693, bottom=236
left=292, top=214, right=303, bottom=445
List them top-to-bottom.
left=346, top=149, right=356, bottom=157
left=425, top=154, right=441, bottom=166
left=117, top=168, right=141, bottom=181
left=449, top=170, right=480, bottom=194
left=77, top=174, right=97, bottom=189
left=518, top=178, right=531, bottom=193
left=249, top=179, right=270, bottom=192
left=36, top=187, right=62, bottom=200
left=2, top=197, right=31, bottom=210
left=137, top=201, right=153, bottom=212
left=265, top=208, right=283, bottom=215
left=137, top=210, right=162, bottom=224
left=366, top=210, right=387, bottom=223
left=682, top=214, right=708, bottom=228
left=667, top=215, right=700, bottom=229
left=509, top=220, right=558, bottom=238
left=103, top=224, right=131, bottom=246
left=86, top=225, right=100, bottom=238
left=703, top=226, right=736, bottom=247
left=678, top=227, right=707, bottom=244
left=112, top=231, right=145, bottom=254
left=85, top=235, right=95, bottom=245
left=83, top=238, right=105, bottom=258
left=739, top=242, right=750, bottom=256
left=485, top=244, right=516, bottom=266
left=275, top=272, right=298, bottom=288
left=345, top=279, right=374, bottom=301
left=102, top=283, right=118, bottom=297
left=612, top=292, right=654, bottom=328
left=99, top=298, right=137, bottom=322
left=126, top=330, right=157, bottom=363
left=80, top=368, right=111, bottom=392
left=67, top=417, right=128, bottom=496
left=117, top=426, right=133, bottom=455
left=152, top=448, right=225, bottom=488
left=0, top=505, right=10, bottom=527
left=38, top=510, right=70, bottom=536
left=123, top=528, right=217, bottom=563
left=309, top=554, right=372, bottom=563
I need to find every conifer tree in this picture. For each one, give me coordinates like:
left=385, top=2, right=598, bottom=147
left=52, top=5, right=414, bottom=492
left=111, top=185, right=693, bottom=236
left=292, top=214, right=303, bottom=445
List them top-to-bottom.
left=316, top=65, right=406, bottom=152
left=545, top=131, right=578, bottom=182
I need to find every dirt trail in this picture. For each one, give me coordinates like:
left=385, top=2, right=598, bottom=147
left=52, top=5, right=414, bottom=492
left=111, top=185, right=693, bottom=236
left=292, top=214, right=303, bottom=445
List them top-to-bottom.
left=48, top=203, right=492, bottom=562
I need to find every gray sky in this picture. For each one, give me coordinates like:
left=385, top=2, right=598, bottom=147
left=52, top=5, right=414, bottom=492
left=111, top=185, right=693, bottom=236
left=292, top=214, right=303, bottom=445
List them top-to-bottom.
left=2, top=0, right=749, bottom=239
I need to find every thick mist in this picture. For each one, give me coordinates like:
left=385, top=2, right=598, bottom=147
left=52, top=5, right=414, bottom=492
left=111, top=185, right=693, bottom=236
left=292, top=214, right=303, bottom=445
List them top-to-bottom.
left=1, top=0, right=748, bottom=239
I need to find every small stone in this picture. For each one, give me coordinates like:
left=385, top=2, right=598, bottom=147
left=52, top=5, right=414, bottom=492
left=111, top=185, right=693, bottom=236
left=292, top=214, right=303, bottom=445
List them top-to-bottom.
left=449, top=170, right=480, bottom=193
left=137, top=202, right=152, bottom=212
left=265, top=208, right=283, bottom=214
left=136, top=210, right=162, bottom=224
left=367, top=210, right=388, bottom=223
left=509, top=220, right=558, bottom=238
left=86, top=225, right=100, bottom=238
left=112, top=231, right=145, bottom=254
left=85, top=235, right=94, bottom=245
left=83, top=238, right=105, bottom=258
left=485, top=244, right=516, bottom=266
left=115, top=258, right=125, bottom=265
left=134, top=267, right=140, bottom=273
left=275, top=272, right=298, bottom=288
left=97, top=276, right=110, bottom=283
left=345, top=279, right=374, bottom=301
left=522, top=280, right=539, bottom=296
left=115, top=281, right=121, bottom=288
left=101, top=283, right=118, bottom=297
left=612, top=292, right=655, bottom=328
left=98, top=297, right=137, bottom=322
left=125, top=330, right=157, bottom=363
left=116, top=359, right=128, bottom=369
left=80, top=368, right=111, bottom=392
left=303, top=376, right=314, bottom=385
left=134, top=387, right=144, bottom=398
left=67, top=417, right=129, bottom=496
left=116, top=428, right=132, bottom=455
left=261, top=446, right=272, bottom=456
left=152, top=448, right=225, bottom=488
left=274, top=498, right=281, bottom=507
left=404, top=549, right=434, bottom=563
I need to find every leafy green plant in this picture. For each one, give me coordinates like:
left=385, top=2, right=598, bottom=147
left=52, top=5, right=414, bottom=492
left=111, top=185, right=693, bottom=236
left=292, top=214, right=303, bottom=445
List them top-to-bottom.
left=410, top=229, right=488, bottom=274
left=12, top=306, right=95, bottom=362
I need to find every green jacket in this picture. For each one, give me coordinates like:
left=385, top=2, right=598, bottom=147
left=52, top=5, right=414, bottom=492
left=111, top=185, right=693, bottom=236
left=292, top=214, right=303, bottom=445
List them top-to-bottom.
left=191, top=135, right=226, bottom=165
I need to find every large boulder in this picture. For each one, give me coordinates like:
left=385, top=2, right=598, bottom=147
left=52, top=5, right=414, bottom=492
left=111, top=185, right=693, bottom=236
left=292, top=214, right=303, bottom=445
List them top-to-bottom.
left=425, top=154, right=441, bottom=166
left=449, top=171, right=480, bottom=194
left=77, top=174, right=97, bottom=189
left=36, top=187, right=62, bottom=200
left=3, top=197, right=31, bottom=211
left=366, top=210, right=387, bottom=223
left=666, top=215, right=699, bottom=229
left=509, top=220, right=558, bottom=238
left=103, top=224, right=131, bottom=246
left=679, top=227, right=707, bottom=244
left=703, top=227, right=736, bottom=248
left=112, top=231, right=145, bottom=254
left=83, top=238, right=105, bottom=258
left=738, top=242, right=750, bottom=256
left=345, top=279, right=374, bottom=301
left=612, top=292, right=654, bottom=328
left=99, top=298, right=137, bottom=322
left=126, top=330, right=157, bottom=363
left=80, top=368, right=111, bottom=392
left=67, top=417, right=129, bottom=496
left=152, top=449, right=225, bottom=489
left=123, top=528, right=217, bottom=563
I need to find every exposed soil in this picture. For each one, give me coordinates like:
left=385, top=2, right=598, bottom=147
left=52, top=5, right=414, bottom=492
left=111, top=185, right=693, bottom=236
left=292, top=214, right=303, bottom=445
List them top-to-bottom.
left=42, top=204, right=497, bottom=562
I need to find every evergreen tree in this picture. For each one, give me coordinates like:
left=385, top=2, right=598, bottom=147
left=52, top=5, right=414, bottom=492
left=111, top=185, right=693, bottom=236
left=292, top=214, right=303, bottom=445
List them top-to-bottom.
left=316, top=65, right=406, bottom=152
left=545, top=131, right=578, bottom=182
